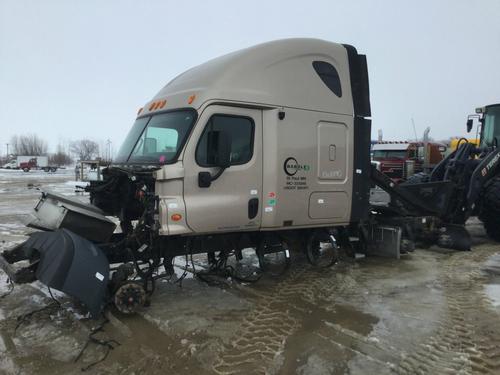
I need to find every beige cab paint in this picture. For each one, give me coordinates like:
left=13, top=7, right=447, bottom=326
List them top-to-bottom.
left=138, top=38, right=367, bottom=236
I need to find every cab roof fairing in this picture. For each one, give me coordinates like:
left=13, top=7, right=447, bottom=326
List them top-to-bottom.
left=144, top=38, right=355, bottom=116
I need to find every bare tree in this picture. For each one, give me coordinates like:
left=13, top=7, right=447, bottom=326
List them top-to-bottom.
left=10, top=134, right=48, bottom=155
left=70, top=139, right=99, bottom=161
left=49, top=143, right=73, bottom=166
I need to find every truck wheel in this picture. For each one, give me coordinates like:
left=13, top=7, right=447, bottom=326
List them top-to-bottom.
left=51, top=167, right=57, bottom=172
left=22, top=168, right=30, bottom=172
left=403, top=172, right=430, bottom=185
left=481, top=179, right=500, bottom=241
left=306, top=230, right=338, bottom=267
left=257, top=238, right=290, bottom=276
left=113, top=282, right=146, bottom=314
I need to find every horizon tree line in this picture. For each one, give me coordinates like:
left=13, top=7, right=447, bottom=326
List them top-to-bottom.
left=2, top=134, right=113, bottom=166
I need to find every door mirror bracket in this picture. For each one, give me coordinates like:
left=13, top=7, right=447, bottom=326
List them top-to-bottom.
left=198, top=130, right=231, bottom=188
left=198, top=167, right=227, bottom=188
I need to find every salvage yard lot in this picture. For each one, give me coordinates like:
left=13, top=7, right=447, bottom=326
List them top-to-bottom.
left=1, top=169, right=500, bottom=374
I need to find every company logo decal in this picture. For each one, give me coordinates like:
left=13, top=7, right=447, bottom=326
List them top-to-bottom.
left=484, top=152, right=500, bottom=176
left=284, top=157, right=310, bottom=176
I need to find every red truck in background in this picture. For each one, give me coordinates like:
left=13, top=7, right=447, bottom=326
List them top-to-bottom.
left=372, top=141, right=446, bottom=182
left=20, top=157, right=58, bottom=172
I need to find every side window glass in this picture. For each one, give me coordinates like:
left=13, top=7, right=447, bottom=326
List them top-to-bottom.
left=312, top=61, right=342, bottom=97
left=196, top=114, right=254, bottom=166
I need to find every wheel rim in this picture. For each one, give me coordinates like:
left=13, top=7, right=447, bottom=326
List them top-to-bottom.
left=306, top=232, right=338, bottom=267
left=257, top=241, right=290, bottom=276
left=114, top=283, right=146, bottom=314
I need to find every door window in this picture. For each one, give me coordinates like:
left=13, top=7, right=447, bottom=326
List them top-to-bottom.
left=482, top=106, right=500, bottom=147
left=196, top=114, right=254, bottom=166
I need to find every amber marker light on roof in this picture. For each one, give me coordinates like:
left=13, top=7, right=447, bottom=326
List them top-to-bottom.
left=188, top=94, right=196, bottom=104
left=158, top=99, right=166, bottom=109
left=149, top=102, right=156, bottom=111
left=137, top=107, right=143, bottom=115
left=171, top=214, right=182, bottom=222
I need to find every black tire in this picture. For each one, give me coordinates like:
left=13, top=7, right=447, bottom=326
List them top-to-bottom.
left=22, top=167, right=30, bottom=172
left=403, top=172, right=430, bottom=185
left=481, top=178, right=500, bottom=241
left=305, top=230, right=338, bottom=267
left=257, top=239, right=290, bottom=277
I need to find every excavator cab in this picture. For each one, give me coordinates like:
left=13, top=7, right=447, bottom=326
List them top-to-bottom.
left=477, top=104, right=500, bottom=148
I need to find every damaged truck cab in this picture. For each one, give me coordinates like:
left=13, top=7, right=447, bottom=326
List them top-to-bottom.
left=98, top=38, right=371, bottom=238
left=1, top=39, right=373, bottom=316
left=2, top=39, right=498, bottom=317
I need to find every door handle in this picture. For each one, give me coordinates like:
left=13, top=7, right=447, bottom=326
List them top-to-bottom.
left=248, top=198, right=259, bottom=219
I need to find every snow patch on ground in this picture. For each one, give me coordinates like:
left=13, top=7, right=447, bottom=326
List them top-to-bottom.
left=65, top=180, right=89, bottom=187
left=0, top=223, right=24, bottom=229
left=0, top=269, right=12, bottom=294
left=31, top=281, right=67, bottom=299
left=485, top=283, right=500, bottom=307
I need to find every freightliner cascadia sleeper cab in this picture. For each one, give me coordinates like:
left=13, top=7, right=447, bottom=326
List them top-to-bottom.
left=0, top=39, right=373, bottom=316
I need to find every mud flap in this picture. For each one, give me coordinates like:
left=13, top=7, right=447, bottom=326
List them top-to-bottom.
left=437, top=224, right=472, bottom=251
left=0, top=229, right=109, bottom=317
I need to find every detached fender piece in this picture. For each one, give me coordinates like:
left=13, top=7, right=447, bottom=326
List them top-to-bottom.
left=0, top=229, right=109, bottom=317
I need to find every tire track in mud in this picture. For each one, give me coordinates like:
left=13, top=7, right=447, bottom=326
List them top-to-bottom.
left=396, top=247, right=500, bottom=375
left=212, top=263, right=358, bottom=374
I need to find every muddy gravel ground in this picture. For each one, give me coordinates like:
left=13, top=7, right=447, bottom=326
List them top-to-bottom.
left=1, top=169, right=500, bottom=374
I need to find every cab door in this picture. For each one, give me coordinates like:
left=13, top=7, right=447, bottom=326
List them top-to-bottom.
left=182, top=105, right=262, bottom=233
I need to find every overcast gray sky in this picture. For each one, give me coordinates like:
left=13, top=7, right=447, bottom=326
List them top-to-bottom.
left=1, top=0, right=499, bottom=155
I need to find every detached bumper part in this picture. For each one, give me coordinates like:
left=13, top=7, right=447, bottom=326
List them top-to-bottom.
left=28, top=191, right=116, bottom=243
left=0, top=229, right=109, bottom=317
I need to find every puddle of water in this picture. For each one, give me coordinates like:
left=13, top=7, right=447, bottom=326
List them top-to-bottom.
left=280, top=300, right=378, bottom=374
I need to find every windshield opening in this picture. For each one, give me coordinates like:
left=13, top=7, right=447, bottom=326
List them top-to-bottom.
left=481, top=106, right=500, bottom=147
left=115, top=109, right=197, bottom=164
left=372, top=150, right=408, bottom=160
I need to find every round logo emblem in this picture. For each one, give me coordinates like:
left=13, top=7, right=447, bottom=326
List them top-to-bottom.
left=284, top=157, right=299, bottom=176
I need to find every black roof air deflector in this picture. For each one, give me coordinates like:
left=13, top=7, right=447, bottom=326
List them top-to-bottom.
left=342, top=44, right=371, bottom=118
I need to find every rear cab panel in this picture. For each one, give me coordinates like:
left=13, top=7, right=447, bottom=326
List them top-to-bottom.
left=261, top=108, right=354, bottom=229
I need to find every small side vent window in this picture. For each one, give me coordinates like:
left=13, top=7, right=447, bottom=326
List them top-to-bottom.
left=312, top=61, right=342, bottom=97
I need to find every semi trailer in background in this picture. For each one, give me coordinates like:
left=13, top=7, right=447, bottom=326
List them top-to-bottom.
left=1, top=155, right=58, bottom=172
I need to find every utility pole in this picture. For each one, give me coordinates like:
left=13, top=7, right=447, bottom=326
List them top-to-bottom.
left=106, top=139, right=112, bottom=162
left=5, top=143, right=9, bottom=158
